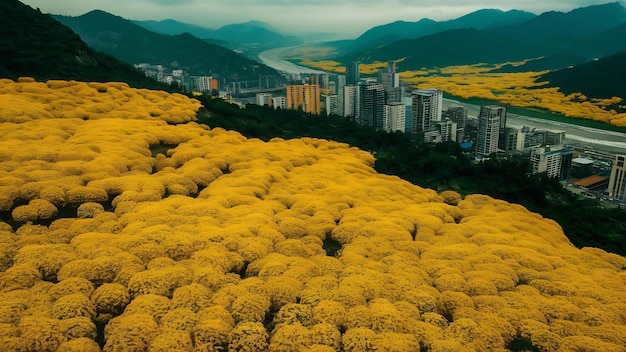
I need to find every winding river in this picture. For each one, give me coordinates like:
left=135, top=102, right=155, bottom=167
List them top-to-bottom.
left=258, top=47, right=626, bottom=154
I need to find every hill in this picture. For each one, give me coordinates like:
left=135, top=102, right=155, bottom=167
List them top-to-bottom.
left=0, top=0, right=167, bottom=89
left=341, top=2, right=626, bottom=71
left=344, top=9, right=535, bottom=52
left=54, top=10, right=282, bottom=81
left=133, top=19, right=293, bottom=48
left=539, top=51, right=626, bottom=104
left=1, top=79, right=626, bottom=351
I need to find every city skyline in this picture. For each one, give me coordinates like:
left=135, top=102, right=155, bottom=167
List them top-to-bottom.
left=19, top=0, right=621, bottom=38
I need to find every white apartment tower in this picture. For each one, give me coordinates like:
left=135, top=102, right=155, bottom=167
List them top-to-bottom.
left=335, top=75, right=346, bottom=116
left=343, top=85, right=360, bottom=119
left=411, top=89, right=443, bottom=134
left=256, top=93, right=272, bottom=106
left=322, top=94, right=339, bottom=116
left=272, top=96, right=287, bottom=110
left=383, top=102, right=406, bottom=133
left=476, top=105, right=506, bottom=157
left=608, top=155, right=626, bottom=201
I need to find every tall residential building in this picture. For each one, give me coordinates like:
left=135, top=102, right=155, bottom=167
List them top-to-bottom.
left=378, top=61, right=400, bottom=89
left=346, top=62, right=360, bottom=86
left=309, top=74, right=329, bottom=90
left=334, top=75, right=346, bottom=116
left=193, top=76, right=218, bottom=92
left=328, top=81, right=337, bottom=95
left=359, top=83, right=385, bottom=128
left=286, top=84, right=320, bottom=115
left=343, top=85, right=360, bottom=119
left=411, top=89, right=443, bottom=135
left=256, top=92, right=272, bottom=106
left=322, top=94, right=339, bottom=116
left=272, top=96, right=287, bottom=110
left=383, top=102, right=406, bottom=133
left=476, top=105, right=506, bottom=157
left=445, top=106, right=467, bottom=142
left=436, top=119, right=453, bottom=143
left=499, top=127, right=520, bottom=152
left=545, top=131, right=566, bottom=145
left=530, top=145, right=574, bottom=181
left=608, top=155, right=626, bottom=201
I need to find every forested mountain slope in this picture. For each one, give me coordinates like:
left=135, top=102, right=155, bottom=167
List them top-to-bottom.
left=0, top=0, right=166, bottom=89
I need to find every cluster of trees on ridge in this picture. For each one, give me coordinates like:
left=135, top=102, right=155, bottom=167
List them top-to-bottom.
left=196, top=96, right=626, bottom=257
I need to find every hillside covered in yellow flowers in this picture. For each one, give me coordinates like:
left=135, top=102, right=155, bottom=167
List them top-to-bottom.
left=1, top=79, right=626, bottom=352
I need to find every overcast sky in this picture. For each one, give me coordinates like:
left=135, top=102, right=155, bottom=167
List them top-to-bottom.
left=20, top=0, right=621, bottom=38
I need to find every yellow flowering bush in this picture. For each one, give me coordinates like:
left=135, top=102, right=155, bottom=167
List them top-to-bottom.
left=298, top=55, right=626, bottom=126
left=0, top=79, right=625, bottom=351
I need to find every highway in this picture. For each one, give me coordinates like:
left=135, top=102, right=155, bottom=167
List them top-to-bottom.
left=442, top=98, right=626, bottom=154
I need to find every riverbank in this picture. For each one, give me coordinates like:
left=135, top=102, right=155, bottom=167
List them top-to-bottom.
left=258, top=46, right=325, bottom=74
left=258, top=47, right=626, bottom=155
left=442, top=97, right=626, bottom=154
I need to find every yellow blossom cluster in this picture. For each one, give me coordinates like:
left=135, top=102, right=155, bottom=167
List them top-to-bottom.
left=299, top=54, right=626, bottom=126
left=399, top=63, right=626, bottom=126
left=1, top=79, right=626, bottom=351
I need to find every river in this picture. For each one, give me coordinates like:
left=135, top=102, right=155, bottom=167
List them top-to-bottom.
left=258, top=46, right=325, bottom=74
left=258, top=48, right=626, bottom=155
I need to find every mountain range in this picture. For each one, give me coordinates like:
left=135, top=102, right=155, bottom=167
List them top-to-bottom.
left=0, top=0, right=166, bottom=89
left=333, top=2, right=626, bottom=72
left=340, top=8, right=537, bottom=52
left=54, top=10, right=282, bottom=81
left=133, top=19, right=293, bottom=49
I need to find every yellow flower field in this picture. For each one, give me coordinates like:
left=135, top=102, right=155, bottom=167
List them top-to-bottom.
left=299, top=55, right=626, bottom=127
left=1, top=79, right=625, bottom=351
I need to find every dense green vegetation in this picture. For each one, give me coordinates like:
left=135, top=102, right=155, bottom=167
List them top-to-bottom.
left=0, top=0, right=168, bottom=89
left=337, top=3, right=626, bottom=73
left=54, top=10, right=282, bottom=81
left=539, top=51, right=626, bottom=112
left=196, top=96, right=626, bottom=257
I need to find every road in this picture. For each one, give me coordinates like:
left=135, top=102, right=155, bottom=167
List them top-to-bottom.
left=258, top=47, right=626, bottom=155
left=442, top=98, right=626, bottom=154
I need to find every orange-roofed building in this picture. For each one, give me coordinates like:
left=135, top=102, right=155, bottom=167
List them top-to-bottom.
left=572, top=175, right=609, bottom=192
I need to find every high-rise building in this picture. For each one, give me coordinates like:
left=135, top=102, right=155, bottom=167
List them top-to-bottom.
left=378, top=61, right=400, bottom=103
left=346, top=62, right=360, bottom=86
left=309, top=74, right=329, bottom=90
left=334, top=75, right=346, bottom=116
left=193, top=76, right=218, bottom=92
left=328, top=81, right=337, bottom=95
left=359, top=83, right=385, bottom=128
left=286, top=84, right=320, bottom=115
left=343, top=85, right=360, bottom=119
left=411, top=89, right=443, bottom=135
left=256, top=93, right=272, bottom=106
left=322, top=94, right=339, bottom=116
left=272, top=96, right=287, bottom=110
left=383, top=102, right=406, bottom=133
left=476, top=105, right=506, bottom=157
left=445, top=106, right=467, bottom=142
left=436, top=119, right=453, bottom=143
left=499, top=127, right=520, bottom=152
left=545, top=131, right=566, bottom=145
left=530, top=145, right=574, bottom=181
left=608, top=155, right=626, bottom=201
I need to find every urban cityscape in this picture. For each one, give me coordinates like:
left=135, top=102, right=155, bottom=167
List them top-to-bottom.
left=136, top=60, right=626, bottom=209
